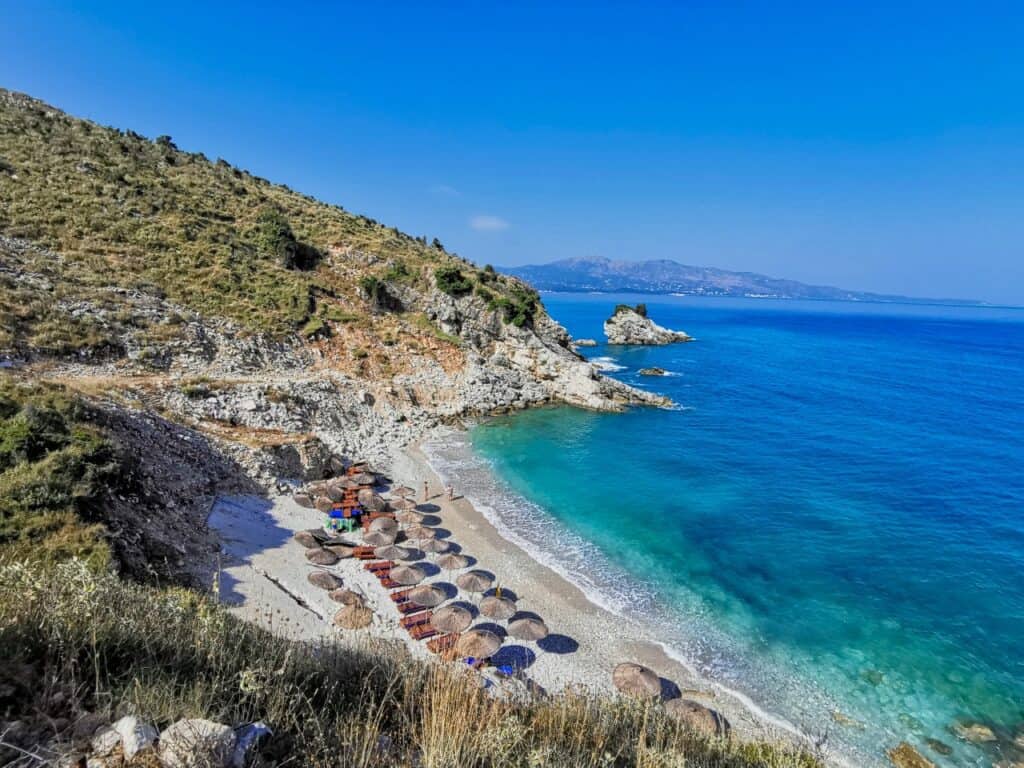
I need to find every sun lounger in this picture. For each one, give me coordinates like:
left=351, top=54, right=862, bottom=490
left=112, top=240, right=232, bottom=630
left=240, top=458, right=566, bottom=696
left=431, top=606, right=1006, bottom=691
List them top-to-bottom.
left=353, top=547, right=376, bottom=560
left=364, top=560, right=393, bottom=572
left=379, top=577, right=400, bottom=589
left=389, top=588, right=412, bottom=604
left=396, top=599, right=426, bottom=615
left=400, top=611, right=431, bottom=629
left=410, top=623, right=439, bottom=641
left=427, top=633, right=460, bottom=655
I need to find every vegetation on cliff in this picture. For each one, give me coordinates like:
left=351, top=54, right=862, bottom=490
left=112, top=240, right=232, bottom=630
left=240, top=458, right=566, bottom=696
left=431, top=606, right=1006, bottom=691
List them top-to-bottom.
left=0, top=88, right=543, bottom=357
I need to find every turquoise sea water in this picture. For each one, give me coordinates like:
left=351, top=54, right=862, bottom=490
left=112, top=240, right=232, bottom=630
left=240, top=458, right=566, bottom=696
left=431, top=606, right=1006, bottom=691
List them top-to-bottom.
left=432, top=295, right=1024, bottom=767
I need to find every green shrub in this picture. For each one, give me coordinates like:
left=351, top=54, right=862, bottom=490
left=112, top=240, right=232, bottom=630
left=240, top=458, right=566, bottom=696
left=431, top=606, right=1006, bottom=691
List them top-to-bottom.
left=435, top=265, right=473, bottom=297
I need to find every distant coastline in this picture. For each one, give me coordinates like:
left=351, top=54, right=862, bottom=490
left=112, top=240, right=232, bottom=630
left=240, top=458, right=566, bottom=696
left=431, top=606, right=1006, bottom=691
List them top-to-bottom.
left=500, top=256, right=986, bottom=307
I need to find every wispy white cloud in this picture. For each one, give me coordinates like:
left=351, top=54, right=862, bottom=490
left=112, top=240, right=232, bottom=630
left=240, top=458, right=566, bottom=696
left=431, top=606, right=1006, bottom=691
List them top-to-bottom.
left=431, top=184, right=459, bottom=196
left=469, top=214, right=509, bottom=232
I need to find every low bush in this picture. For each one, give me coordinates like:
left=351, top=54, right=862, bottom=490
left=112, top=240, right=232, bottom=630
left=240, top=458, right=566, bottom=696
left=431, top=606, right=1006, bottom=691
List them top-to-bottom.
left=434, top=265, right=474, bottom=297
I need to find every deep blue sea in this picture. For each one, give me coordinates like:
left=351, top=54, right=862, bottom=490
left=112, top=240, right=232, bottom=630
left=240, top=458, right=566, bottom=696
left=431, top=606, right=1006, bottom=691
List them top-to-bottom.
left=427, top=294, right=1024, bottom=767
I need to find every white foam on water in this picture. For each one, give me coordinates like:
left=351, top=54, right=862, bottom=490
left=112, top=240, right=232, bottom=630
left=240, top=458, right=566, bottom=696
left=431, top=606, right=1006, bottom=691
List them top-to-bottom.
left=588, top=356, right=627, bottom=372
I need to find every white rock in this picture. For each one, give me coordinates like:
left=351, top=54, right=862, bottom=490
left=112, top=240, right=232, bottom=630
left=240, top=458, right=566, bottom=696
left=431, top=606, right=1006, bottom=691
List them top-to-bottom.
left=603, top=305, right=691, bottom=345
left=113, top=715, right=158, bottom=759
left=159, top=718, right=237, bottom=768
left=90, top=726, right=121, bottom=756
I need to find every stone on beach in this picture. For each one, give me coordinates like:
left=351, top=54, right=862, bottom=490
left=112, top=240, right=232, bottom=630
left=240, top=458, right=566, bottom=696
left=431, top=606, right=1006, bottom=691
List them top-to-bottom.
left=305, top=547, right=339, bottom=565
left=159, top=718, right=236, bottom=768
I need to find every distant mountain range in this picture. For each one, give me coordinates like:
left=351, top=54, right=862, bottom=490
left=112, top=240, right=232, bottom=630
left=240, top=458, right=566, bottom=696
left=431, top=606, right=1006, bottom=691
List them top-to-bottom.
left=501, top=257, right=980, bottom=305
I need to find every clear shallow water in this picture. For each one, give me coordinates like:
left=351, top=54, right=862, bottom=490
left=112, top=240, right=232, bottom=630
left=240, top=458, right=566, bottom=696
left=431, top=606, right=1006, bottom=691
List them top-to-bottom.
left=450, top=295, right=1024, bottom=766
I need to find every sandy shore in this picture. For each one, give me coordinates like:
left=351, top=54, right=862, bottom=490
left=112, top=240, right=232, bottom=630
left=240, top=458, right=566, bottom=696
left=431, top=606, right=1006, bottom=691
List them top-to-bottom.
left=204, top=436, right=807, bottom=754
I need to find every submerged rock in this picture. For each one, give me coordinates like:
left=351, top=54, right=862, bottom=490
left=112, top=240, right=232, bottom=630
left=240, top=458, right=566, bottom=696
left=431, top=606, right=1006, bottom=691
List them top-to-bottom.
left=604, top=304, right=691, bottom=345
left=638, top=367, right=666, bottom=376
left=951, top=720, right=997, bottom=743
left=924, top=738, right=953, bottom=756
left=887, top=742, right=935, bottom=768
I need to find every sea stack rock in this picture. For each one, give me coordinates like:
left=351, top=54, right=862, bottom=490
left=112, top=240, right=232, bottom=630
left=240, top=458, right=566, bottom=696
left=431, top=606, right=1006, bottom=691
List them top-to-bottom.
left=603, top=304, right=692, bottom=345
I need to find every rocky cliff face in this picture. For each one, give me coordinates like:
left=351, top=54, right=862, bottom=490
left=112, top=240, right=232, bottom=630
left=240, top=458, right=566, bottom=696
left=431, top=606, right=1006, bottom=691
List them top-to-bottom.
left=604, top=306, right=693, bottom=345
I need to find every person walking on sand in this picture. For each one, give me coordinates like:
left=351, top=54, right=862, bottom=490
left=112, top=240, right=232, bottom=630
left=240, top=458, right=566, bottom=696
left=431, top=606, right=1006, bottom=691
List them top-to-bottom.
left=422, top=480, right=429, bottom=502
left=446, top=484, right=454, bottom=501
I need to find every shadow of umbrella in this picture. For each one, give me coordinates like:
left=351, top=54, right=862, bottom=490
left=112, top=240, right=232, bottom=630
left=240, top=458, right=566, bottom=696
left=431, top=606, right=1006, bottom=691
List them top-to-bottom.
left=537, top=634, right=579, bottom=655
left=491, top=645, right=536, bottom=671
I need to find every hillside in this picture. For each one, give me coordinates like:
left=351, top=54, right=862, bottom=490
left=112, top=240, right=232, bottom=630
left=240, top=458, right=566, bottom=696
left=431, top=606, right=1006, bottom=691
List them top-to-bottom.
left=502, top=256, right=979, bottom=304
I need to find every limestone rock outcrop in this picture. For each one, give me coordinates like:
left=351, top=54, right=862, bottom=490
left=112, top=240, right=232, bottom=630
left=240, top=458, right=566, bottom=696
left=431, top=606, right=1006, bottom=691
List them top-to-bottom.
left=604, top=305, right=692, bottom=345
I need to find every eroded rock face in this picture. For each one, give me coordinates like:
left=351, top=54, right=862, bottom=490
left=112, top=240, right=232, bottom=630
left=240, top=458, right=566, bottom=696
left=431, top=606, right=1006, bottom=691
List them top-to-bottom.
left=604, top=306, right=692, bottom=345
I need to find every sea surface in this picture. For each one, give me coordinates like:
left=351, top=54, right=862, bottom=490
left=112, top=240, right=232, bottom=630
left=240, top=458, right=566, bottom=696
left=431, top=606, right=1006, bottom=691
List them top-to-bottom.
left=424, top=294, right=1024, bottom=767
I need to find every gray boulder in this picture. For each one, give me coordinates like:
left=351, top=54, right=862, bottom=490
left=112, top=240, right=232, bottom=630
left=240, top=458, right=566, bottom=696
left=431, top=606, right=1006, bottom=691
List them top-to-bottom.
left=112, top=715, right=158, bottom=759
left=160, top=718, right=237, bottom=768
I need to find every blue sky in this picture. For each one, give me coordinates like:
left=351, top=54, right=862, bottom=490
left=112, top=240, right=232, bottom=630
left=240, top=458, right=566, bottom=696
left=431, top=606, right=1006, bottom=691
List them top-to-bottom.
left=2, top=1, right=1022, bottom=303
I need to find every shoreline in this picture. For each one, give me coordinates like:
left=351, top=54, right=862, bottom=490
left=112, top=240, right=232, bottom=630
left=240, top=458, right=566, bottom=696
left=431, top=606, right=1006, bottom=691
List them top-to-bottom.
left=204, top=427, right=822, bottom=763
left=394, top=436, right=816, bottom=751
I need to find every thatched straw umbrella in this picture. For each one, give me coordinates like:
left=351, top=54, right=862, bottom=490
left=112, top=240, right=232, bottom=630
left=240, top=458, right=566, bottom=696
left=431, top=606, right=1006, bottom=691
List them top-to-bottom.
left=352, top=472, right=376, bottom=486
left=326, top=485, right=346, bottom=502
left=392, top=485, right=416, bottom=498
left=293, top=493, right=314, bottom=509
left=314, top=496, right=334, bottom=514
left=397, top=510, right=425, bottom=526
left=368, top=516, right=398, bottom=533
left=405, top=525, right=436, bottom=542
left=293, top=530, right=323, bottom=549
left=363, top=530, right=396, bottom=547
left=420, top=539, right=450, bottom=556
left=322, top=543, right=355, bottom=558
left=373, top=544, right=411, bottom=561
left=305, top=548, right=339, bottom=566
left=437, top=553, right=469, bottom=572
left=389, top=565, right=425, bottom=586
left=456, top=570, right=493, bottom=594
left=307, top=571, right=343, bottom=590
left=407, top=584, right=446, bottom=608
left=328, top=588, right=365, bottom=606
left=480, top=596, right=516, bottom=621
left=430, top=604, right=473, bottom=634
left=334, top=605, right=373, bottom=630
left=508, top=617, right=549, bottom=642
left=456, top=629, right=502, bottom=659
left=612, top=663, right=661, bottom=698
left=664, top=699, right=730, bottom=737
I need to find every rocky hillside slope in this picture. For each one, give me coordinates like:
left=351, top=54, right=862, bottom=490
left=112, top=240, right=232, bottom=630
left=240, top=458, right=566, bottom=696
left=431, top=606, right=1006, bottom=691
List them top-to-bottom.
left=0, top=90, right=667, bottom=476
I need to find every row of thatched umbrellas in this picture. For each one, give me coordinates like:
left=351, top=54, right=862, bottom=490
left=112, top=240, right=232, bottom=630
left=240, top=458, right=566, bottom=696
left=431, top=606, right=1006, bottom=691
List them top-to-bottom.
left=611, top=662, right=731, bottom=737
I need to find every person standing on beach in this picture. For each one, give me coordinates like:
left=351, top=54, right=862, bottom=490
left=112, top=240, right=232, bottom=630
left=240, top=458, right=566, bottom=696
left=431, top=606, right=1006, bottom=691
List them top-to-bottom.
left=422, top=480, right=429, bottom=502
left=446, top=484, right=454, bottom=501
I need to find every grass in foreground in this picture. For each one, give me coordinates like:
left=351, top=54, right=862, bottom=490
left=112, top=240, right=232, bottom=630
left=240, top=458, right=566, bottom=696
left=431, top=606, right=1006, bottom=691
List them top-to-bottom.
left=0, top=560, right=821, bottom=768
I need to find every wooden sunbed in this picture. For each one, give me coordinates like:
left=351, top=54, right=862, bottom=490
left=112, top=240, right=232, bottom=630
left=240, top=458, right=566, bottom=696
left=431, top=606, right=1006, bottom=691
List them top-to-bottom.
left=353, top=547, right=376, bottom=560
left=364, top=560, right=393, bottom=572
left=389, top=588, right=412, bottom=604
left=396, top=600, right=426, bottom=616
left=401, top=611, right=431, bottom=630
left=409, top=623, right=439, bottom=641
left=427, top=633, right=460, bottom=655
